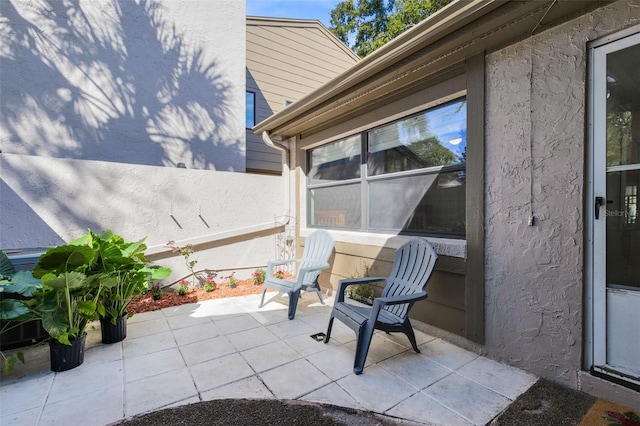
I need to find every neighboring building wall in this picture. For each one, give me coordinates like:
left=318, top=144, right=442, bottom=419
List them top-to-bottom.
left=0, top=0, right=283, bottom=280
left=1, top=0, right=246, bottom=171
left=484, top=1, right=640, bottom=388
left=246, top=17, right=358, bottom=173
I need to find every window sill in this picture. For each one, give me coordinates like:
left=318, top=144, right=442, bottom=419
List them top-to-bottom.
left=300, top=229, right=466, bottom=259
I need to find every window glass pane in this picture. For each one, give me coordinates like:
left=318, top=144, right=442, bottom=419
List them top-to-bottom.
left=246, top=92, right=255, bottom=128
left=368, top=99, right=466, bottom=175
left=308, top=135, right=361, bottom=184
left=369, top=171, right=466, bottom=236
left=309, top=184, right=361, bottom=228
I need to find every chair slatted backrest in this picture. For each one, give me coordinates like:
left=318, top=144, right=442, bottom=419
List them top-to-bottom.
left=299, top=230, right=334, bottom=285
left=381, top=238, right=438, bottom=319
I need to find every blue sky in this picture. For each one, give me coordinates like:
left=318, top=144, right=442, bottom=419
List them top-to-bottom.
left=246, top=0, right=341, bottom=27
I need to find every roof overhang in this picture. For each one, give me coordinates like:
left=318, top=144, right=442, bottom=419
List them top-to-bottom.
left=253, top=0, right=611, bottom=141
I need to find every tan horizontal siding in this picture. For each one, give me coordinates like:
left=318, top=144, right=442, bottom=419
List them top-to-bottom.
left=246, top=18, right=358, bottom=173
left=247, top=26, right=354, bottom=74
left=246, top=60, right=329, bottom=94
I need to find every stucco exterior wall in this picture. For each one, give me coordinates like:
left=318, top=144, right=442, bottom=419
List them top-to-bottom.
left=0, top=0, right=245, bottom=170
left=0, top=0, right=285, bottom=280
left=484, top=1, right=640, bottom=387
left=0, top=153, right=283, bottom=281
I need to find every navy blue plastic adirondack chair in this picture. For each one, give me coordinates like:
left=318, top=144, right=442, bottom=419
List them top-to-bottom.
left=259, top=230, right=334, bottom=320
left=324, top=238, right=438, bottom=374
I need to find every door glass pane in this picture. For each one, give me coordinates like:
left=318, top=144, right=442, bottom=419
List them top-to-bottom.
left=605, top=41, right=640, bottom=291
left=606, top=44, right=640, bottom=167
left=369, top=170, right=466, bottom=236
left=606, top=170, right=640, bottom=289
left=309, top=184, right=361, bottom=228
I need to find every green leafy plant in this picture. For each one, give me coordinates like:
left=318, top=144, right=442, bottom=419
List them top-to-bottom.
left=80, top=231, right=172, bottom=323
left=167, top=241, right=198, bottom=287
left=30, top=242, right=116, bottom=346
left=0, top=250, right=42, bottom=373
left=346, top=262, right=376, bottom=304
left=252, top=268, right=266, bottom=285
left=274, top=269, right=285, bottom=279
left=223, top=272, right=237, bottom=288
left=204, top=274, right=216, bottom=292
left=177, top=280, right=189, bottom=295
left=150, top=283, right=162, bottom=300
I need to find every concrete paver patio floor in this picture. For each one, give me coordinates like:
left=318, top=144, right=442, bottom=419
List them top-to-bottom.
left=0, top=293, right=537, bottom=425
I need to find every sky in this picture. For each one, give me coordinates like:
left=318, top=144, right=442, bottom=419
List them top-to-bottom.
left=246, top=0, right=341, bottom=28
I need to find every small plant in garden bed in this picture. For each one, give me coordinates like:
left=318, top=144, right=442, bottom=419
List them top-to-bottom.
left=167, top=241, right=198, bottom=287
left=346, top=262, right=376, bottom=305
left=252, top=268, right=266, bottom=285
left=274, top=269, right=285, bottom=279
left=223, top=272, right=237, bottom=288
left=204, top=274, right=216, bottom=292
left=177, top=280, right=189, bottom=295
left=150, top=283, right=162, bottom=300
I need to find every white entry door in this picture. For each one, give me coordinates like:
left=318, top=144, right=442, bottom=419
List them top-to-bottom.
left=590, top=28, right=640, bottom=388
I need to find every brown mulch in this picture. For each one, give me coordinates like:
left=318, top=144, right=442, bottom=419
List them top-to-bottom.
left=127, top=278, right=268, bottom=315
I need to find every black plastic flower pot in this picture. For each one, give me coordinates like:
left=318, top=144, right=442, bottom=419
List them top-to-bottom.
left=100, top=314, right=128, bottom=344
left=49, top=333, right=87, bottom=372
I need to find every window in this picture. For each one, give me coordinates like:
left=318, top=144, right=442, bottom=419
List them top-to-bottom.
left=246, top=92, right=255, bottom=128
left=307, top=98, right=467, bottom=237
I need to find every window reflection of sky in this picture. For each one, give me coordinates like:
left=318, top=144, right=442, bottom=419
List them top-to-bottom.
left=370, top=99, right=467, bottom=163
left=423, top=101, right=467, bottom=160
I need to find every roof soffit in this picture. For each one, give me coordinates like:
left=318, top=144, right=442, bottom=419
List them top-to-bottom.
left=255, top=0, right=610, bottom=139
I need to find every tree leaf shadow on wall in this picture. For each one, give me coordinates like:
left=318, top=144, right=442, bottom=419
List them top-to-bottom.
left=0, top=0, right=243, bottom=170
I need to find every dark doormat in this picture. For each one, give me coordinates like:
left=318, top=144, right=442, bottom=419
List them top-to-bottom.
left=490, top=378, right=640, bottom=426
left=117, top=398, right=404, bottom=426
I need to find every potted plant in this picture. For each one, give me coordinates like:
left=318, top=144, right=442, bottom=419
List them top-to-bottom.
left=82, top=231, right=171, bottom=344
left=30, top=243, right=115, bottom=371
left=0, top=251, right=45, bottom=374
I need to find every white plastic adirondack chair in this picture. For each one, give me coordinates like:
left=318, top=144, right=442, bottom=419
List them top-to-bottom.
left=259, top=230, right=334, bottom=319
left=324, top=238, right=438, bottom=374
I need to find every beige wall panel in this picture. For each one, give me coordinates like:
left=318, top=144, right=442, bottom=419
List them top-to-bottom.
left=246, top=19, right=358, bottom=173
left=248, top=27, right=355, bottom=72
left=246, top=63, right=327, bottom=95
left=413, top=299, right=466, bottom=337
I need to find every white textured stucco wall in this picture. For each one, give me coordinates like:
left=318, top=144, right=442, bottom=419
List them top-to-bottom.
left=0, top=0, right=286, bottom=279
left=0, top=0, right=245, bottom=170
left=484, top=1, right=640, bottom=387
left=1, top=153, right=283, bottom=281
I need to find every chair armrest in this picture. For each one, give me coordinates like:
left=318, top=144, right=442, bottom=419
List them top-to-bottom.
left=267, top=259, right=296, bottom=278
left=297, top=262, right=329, bottom=276
left=336, top=277, right=387, bottom=303
left=368, top=291, right=427, bottom=323
left=373, top=291, right=428, bottom=306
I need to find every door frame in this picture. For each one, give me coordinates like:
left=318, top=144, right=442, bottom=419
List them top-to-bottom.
left=585, top=24, right=640, bottom=385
